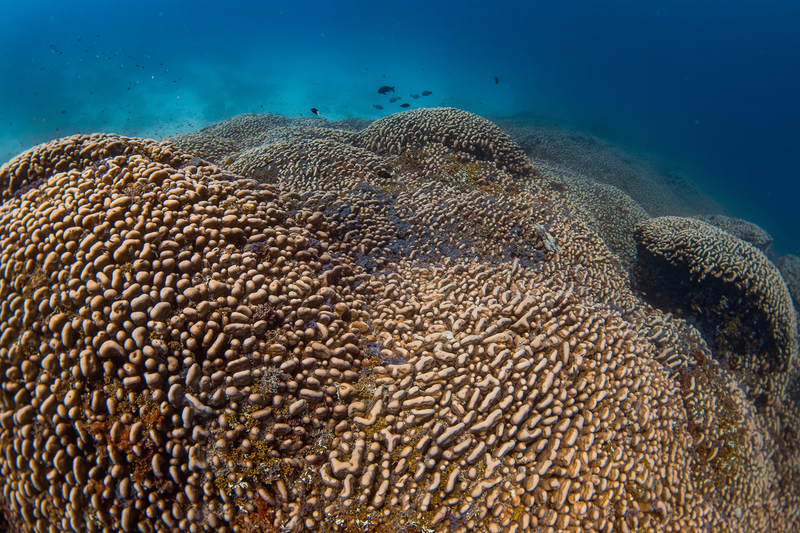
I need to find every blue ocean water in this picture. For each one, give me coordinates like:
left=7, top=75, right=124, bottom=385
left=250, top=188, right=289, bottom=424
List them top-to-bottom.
left=1, top=0, right=798, bottom=253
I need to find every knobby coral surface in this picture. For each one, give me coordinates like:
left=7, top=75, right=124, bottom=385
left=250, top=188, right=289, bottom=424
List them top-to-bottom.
left=0, top=110, right=798, bottom=533
left=693, top=215, right=774, bottom=252
left=635, top=216, right=797, bottom=373
left=777, top=254, right=800, bottom=309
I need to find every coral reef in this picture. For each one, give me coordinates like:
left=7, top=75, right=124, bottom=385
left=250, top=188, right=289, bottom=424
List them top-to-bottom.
left=352, top=108, right=536, bottom=178
left=0, top=110, right=797, bottom=533
left=169, top=114, right=359, bottom=167
left=495, top=116, right=725, bottom=218
left=528, top=160, right=650, bottom=268
left=693, top=215, right=774, bottom=252
left=634, top=216, right=797, bottom=373
left=777, top=254, right=800, bottom=309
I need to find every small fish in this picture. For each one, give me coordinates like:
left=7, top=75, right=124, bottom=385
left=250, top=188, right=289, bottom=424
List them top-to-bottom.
left=494, top=76, right=499, bottom=84
left=378, top=85, right=395, bottom=95
left=422, top=90, right=432, bottom=96
left=409, top=94, right=420, bottom=99
left=389, top=97, right=400, bottom=103
left=399, top=103, right=410, bottom=108
left=373, top=104, right=384, bottom=110
left=311, top=108, right=319, bottom=116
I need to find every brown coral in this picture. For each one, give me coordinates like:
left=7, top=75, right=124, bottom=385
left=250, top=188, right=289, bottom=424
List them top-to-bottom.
left=353, top=107, right=536, bottom=179
left=0, top=112, right=798, bottom=533
left=169, top=113, right=361, bottom=168
left=0, top=133, right=186, bottom=201
left=530, top=160, right=651, bottom=268
left=694, top=214, right=774, bottom=252
left=634, top=216, right=798, bottom=373
left=777, top=254, right=800, bottom=309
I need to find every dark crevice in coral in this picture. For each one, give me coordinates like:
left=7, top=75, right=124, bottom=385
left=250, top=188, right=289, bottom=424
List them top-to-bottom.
left=633, top=245, right=781, bottom=374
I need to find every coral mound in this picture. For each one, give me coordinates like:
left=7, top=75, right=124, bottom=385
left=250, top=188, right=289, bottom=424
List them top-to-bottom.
left=352, top=108, right=537, bottom=178
left=0, top=113, right=798, bottom=533
left=168, top=114, right=356, bottom=166
left=0, top=133, right=183, bottom=201
left=530, top=160, right=651, bottom=268
left=694, top=214, right=774, bottom=252
left=635, top=216, right=797, bottom=373
left=777, top=254, right=800, bottom=309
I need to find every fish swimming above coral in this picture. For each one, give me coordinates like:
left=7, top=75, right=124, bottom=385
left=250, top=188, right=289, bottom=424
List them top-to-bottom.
left=378, top=85, right=395, bottom=94
left=422, top=90, right=433, bottom=96
left=409, top=93, right=420, bottom=99
left=389, top=97, right=400, bottom=103
left=399, top=103, right=410, bottom=107
left=373, top=104, right=384, bottom=109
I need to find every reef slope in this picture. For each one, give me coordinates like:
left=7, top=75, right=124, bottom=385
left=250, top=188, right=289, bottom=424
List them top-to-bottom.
left=0, top=109, right=798, bottom=533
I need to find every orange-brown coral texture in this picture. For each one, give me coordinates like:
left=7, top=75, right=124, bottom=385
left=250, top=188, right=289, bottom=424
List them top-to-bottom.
left=0, top=109, right=797, bottom=533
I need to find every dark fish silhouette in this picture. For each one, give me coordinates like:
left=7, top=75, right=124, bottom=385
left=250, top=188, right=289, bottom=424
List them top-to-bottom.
left=494, top=76, right=499, bottom=84
left=378, top=85, right=395, bottom=95
left=422, top=91, right=432, bottom=96
left=409, top=94, right=420, bottom=99
left=389, top=97, right=400, bottom=103
left=399, top=103, right=411, bottom=108
left=373, top=104, right=384, bottom=110
left=311, top=108, right=319, bottom=116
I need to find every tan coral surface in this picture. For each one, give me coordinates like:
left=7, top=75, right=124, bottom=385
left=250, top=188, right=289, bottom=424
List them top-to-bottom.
left=0, top=110, right=798, bottom=533
left=693, top=215, right=774, bottom=252
left=635, top=216, right=797, bottom=373
left=778, top=254, right=800, bottom=309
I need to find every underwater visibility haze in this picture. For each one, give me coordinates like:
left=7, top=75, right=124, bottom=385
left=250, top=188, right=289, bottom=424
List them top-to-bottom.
left=0, top=1, right=799, bottom=532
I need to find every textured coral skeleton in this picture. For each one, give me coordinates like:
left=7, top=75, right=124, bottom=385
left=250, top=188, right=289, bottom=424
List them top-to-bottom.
left=0, top=109, right=797, bottom=533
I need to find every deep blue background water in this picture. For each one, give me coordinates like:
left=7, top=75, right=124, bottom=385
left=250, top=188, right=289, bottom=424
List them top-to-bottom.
left=1, top=0, right=798, bottom=253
